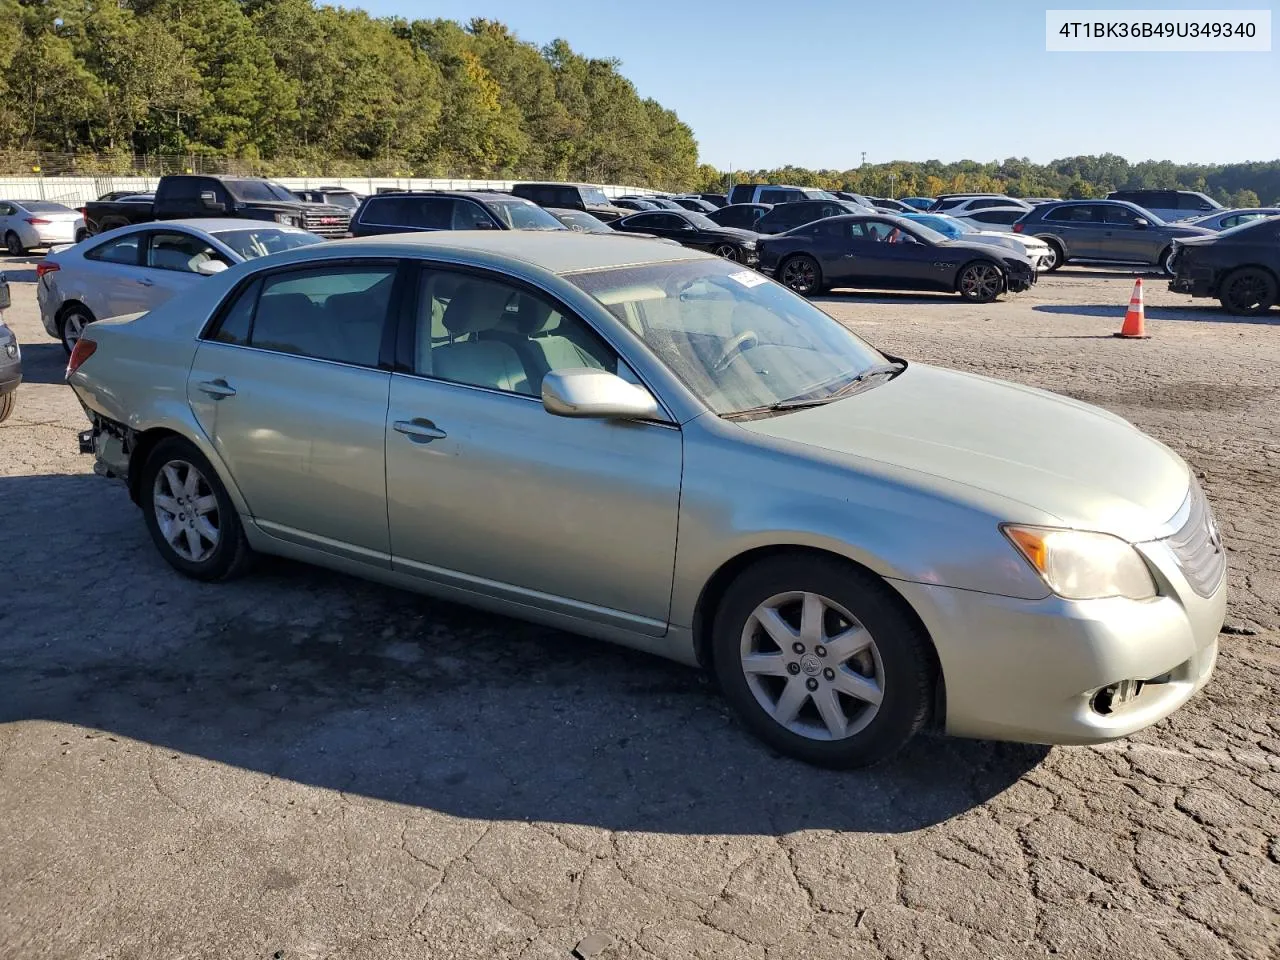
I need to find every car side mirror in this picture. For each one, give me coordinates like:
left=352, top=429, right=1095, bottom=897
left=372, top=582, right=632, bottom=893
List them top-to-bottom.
left=199, top=191, right=225, bottom=213
left=1133, top=217, right=1149, bottom=229
left=195, top=259, right=228, bottom=276
left=542, top=369, right=660, bottom=420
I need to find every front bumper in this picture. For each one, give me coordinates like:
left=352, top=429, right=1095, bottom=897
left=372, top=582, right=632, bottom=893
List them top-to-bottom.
left=1006, top=270, right=1036, bottom=293
left=1169, top=271, right=1216, bottom=297
left=892, top=542, right=1225, bottom=745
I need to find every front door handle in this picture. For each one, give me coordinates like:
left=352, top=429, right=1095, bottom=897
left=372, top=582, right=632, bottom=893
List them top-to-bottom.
left=842, top=253, right=856, bottom=258
left=136, top=277, right=154, bottom=286
left=197, top=379, right=236, bottom=399
left=393, top=418, right=447, bottom=443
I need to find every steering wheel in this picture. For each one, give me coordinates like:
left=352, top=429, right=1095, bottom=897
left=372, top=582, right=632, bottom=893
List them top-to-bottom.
left=712, top=330, right=759, bottom=375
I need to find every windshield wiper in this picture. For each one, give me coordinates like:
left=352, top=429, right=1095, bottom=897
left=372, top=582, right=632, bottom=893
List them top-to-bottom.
left=722, top=362, right=905, bottom=420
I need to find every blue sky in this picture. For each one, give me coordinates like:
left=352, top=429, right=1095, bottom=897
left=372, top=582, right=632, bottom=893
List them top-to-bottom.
left=354, top=0, right=1279, bottom=169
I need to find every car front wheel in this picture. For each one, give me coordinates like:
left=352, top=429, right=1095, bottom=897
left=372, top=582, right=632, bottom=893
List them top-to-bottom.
left=712, top=243, right=739, bottom=261
left=957, top=261, right=1004, bottom=303
left=141, top=437, right=252, bottom=581
left=712, top=555, right=936, bottom=768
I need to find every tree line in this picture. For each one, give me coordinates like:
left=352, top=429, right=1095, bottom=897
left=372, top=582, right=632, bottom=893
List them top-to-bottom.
left=0, top=0, right=699, bottom=187
left=1, top=2, right=1276, bottom=204
left=695, top=155, right=1279, bottom=206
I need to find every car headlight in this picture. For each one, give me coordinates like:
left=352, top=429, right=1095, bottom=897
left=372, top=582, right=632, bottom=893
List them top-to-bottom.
left=274, top=213, right=296, bottom=225
left=740, top=239, right=757, bottom=249
left=1002, top=525, right=1157, bottom=600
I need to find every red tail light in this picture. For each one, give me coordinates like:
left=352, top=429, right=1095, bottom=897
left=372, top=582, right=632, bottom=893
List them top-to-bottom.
left=24, top=217, right=51, bottom=225
left=1012, top=223, right=1025, bottom=233
left=35, top=261, right=60, bottom=279
left=66, top=338, right=97, bottom=379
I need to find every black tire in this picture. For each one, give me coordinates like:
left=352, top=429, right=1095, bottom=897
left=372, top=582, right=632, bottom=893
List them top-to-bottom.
left=75, top=228, right=88, bottom=243
left=4, top=231, right=23, bottom=256
left=1040, top=238, right=1065, bottom=272
left=712, top=243, right=739, bottom=261
left=1158, top=246, right=1177, bottom=277
left=778, top=255, right=822, bottom=297
left=956, top=260, right=1005, bottom=303
left=1217, top=267, right=1277, bottom=316
left=57, top=303, right=96, bottom=355
left=0, top=391, right=14, bottom=423
left=140, top=436, right=252, bottom=582
left=711, top=555, right=937, bottom=768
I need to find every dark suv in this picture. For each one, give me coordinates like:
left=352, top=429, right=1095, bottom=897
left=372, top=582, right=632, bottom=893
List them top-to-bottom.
left=510, top=182, right=630, bottom=221
left=1106, top=189, right=1221, bottom=223
left=348, top=191, right=567, bottom=237
left=753, top=199, right=864, bottom=235
left=1013, top=200, right=1214, bottom=273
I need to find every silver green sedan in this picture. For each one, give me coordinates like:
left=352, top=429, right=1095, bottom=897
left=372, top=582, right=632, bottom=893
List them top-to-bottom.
left=66, top=232, right=1226, bottom=767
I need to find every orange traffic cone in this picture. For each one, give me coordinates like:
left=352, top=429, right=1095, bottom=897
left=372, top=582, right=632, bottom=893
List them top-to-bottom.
left=1114, top=278, right=1150, bottom=339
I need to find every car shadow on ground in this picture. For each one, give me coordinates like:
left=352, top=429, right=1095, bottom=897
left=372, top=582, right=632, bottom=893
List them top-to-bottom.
left=814, top=291, right=964, bottom=306
left=1033, top=303, right=1277, bottom=325
left=14, top=342, right=66, bottom=384
left=0, top=472, right=1049, bottom=837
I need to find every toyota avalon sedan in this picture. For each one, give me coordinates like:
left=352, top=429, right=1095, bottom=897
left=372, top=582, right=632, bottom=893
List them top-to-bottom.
left=38, top=218, right=324, bottom=352
left=66, top=232, right=1225, bottom=767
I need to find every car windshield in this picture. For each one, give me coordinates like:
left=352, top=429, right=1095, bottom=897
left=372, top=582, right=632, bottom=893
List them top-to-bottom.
left=225, top=180, right=299, bottom=203
left=582, top=187, right=611, bottom=206
left=804, top=190, right=838, bottom=200
left=323, top=193, right=360, bottom=210
left=486, top=199, right=567, bottom=231
left=20, top=201, right=75, bottom=213
left=556, top=210, right=610, bottom=233
left=685, top=212, right=721, bottom=230
left=909, top=215, right=964, bottom=238
left=894, top=220, right=946, bottom=244
left=211, top=228, right=325, bottom=259
left=566, top=258, right=888, bottom=417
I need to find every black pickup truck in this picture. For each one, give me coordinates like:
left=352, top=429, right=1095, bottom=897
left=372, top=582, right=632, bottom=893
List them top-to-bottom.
left=82, top=175, right=351, bottom=239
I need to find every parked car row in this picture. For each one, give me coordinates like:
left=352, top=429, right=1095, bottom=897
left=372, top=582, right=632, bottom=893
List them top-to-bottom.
left=0, top=268, right=17, bottom=422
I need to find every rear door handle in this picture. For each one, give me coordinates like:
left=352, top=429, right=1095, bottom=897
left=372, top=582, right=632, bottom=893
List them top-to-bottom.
left=136, top=277, right=154, bottom=286
left=197, top=379, right=236, bottom=399
left=393, top=419, right=447, bottom=443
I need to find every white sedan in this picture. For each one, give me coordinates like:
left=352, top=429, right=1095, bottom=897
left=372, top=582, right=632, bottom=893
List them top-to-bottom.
left=1, top=199, right=85, bottom=254
left=901, top=213, right=1053, bottom=270
left=37, top=218, right=324, bottom=352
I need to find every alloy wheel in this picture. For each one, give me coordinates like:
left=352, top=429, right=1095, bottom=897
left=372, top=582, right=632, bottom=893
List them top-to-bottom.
left=4, top=233, right=21, bottom=256
left=713, top=243, right=739, bottom=261
left=781, top=257, right=817, bottom=294
left=959, top=262, right=1002, bottom=301
left=1223, top=270, right=1275, bottom=315
left=62, top=311, right=88, bottom=350
left=153, top=460, right=221, bottom=563
left=739, top=590, right=884, bottom=741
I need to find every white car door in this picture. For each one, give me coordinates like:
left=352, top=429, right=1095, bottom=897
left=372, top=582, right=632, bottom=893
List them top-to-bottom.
left=77, top=232, right=155, bottom=319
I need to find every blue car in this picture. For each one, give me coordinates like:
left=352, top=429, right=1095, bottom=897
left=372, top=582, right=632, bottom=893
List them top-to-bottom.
left=899, top=197, right=935, bottom=211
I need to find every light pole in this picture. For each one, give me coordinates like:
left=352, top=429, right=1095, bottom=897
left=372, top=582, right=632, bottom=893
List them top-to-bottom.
left=860, top=151, right=866, bottom=168
left=888, top=173, right=897, bottom=198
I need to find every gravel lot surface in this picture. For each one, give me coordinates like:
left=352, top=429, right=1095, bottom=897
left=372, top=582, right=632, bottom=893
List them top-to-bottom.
left=1, top=259, right=1277, bottom=960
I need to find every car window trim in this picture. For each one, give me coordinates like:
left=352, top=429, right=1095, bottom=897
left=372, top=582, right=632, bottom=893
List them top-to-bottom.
left=83, top=230, right=145, bottom=266
left=198, top=256, right=407, bottom=372
left=392, top=258, right=679, bottom=427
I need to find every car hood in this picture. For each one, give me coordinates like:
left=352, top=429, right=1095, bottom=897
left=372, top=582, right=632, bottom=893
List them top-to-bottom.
left=1164, top=224, right=1215, bottom=237
left=712, top=226, right=762, bottom=242
left=1171, top=231, right=1224, bottom=247
left=937, top=238, right=1031, bottom=262
left=739, top=363, right=1189, bottom=541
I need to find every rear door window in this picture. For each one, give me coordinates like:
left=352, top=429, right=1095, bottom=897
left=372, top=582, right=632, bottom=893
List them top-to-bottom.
left=1044, top=204, right=1097, bottom=223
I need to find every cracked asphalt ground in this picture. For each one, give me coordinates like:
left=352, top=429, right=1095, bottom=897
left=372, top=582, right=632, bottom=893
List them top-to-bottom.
left=1, top=258, right=1278, bottom=960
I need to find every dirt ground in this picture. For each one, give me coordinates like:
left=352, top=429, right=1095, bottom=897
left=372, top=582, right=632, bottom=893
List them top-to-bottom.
left=1, top=258, right=1277, bottom=960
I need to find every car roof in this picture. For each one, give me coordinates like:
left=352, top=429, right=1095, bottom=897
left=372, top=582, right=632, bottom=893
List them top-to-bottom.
left=367, top=190, right=518, bottom=200
left=77, top=218, right=313, bottom=242
left=253, top=231, right=704, bottom=275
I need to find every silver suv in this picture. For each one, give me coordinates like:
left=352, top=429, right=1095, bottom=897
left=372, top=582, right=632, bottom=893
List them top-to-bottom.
left=1014, top=200, right=1214, bottom=273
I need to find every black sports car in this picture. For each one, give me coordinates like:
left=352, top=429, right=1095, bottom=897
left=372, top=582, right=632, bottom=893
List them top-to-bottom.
left=610, top=210, right=762, bottom=264
left=757, top=214, right=1036, bottom=302
left=1168, top=214, right=1280, bottom=315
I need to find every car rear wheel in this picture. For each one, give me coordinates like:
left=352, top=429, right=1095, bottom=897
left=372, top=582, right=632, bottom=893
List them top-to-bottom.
left=4, top=232, right=23, bottom=256
left=1039, top=239, right=1064, bottom=272
left=712, top=243, right=739, bottom=261
left=779, top=255, right=822, bottom=296
left=957, top=261, right=1004, bottom=303
left=1218, top=267, right=1278, bottom=316
left=58, top=304, right=95, bottom=355
left=0, top=391, right=14, bottom=423
left=141, top=437, right=252, bottom=582
left=712, top=555, right=936, bottom=768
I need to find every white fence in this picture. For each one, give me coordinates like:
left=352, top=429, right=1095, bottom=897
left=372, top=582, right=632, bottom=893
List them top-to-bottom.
left=0, top=175, right=663, bottom=207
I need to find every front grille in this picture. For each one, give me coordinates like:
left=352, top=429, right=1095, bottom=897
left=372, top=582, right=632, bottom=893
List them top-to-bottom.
left=302, top=212, right=351, bottom=238
left=1164, top=480, right=1226, bottom=597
